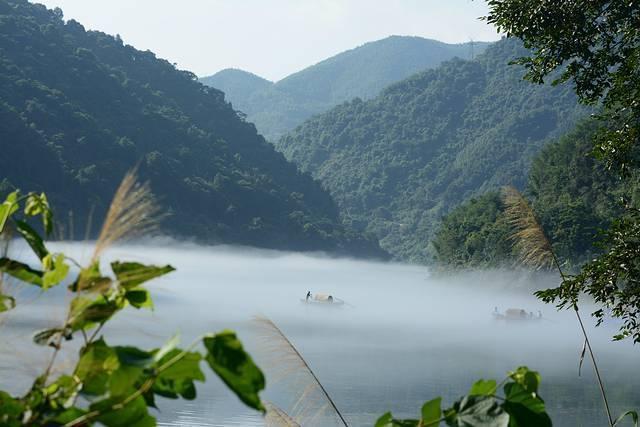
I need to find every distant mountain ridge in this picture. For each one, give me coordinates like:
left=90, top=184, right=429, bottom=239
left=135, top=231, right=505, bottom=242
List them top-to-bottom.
left=0, top=0, right=386, bottom=258
left=200, top=36, right=491, bottom=140
left=276, top=39, right=589, bottom=263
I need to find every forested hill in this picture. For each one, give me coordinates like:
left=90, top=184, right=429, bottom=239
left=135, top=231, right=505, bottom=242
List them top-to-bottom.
left=0, top=0, right=386, bottom=257
left=200, top=36, right=490, bottom=140
left=277, top=38, right=588, bottom=263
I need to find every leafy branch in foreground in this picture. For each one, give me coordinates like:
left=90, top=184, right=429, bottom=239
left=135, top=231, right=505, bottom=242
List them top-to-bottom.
left=0, top=171, right=265, bottom=426
left=375, top=366, right=551, bottom=427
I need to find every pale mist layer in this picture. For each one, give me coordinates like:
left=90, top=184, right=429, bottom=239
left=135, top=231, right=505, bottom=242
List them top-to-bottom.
left=1, top=240, right=638, bottom=426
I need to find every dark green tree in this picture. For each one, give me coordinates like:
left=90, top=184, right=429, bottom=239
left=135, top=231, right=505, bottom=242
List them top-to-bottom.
left=486, top=1, right=640, bottom=342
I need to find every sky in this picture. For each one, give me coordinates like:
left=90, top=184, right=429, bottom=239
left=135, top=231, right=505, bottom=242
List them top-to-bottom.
left=35, top=0, right=500, bottom=82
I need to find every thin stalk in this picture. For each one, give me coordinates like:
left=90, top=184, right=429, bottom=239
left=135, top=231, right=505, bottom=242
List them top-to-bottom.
left=550, top=252, right=613, bottom=426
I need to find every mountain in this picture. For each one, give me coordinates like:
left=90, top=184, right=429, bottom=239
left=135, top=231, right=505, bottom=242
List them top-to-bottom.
left=0, top=0, right=386, bottom=258
left=200, top=36, right=491, bottom=140
left=276, top=39, right=589, bottom=263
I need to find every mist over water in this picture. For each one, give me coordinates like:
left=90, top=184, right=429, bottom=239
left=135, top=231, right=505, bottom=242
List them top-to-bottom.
left=1, top=240, right=639, bottom=426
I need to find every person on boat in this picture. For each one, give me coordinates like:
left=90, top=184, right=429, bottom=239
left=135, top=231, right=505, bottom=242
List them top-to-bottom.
left=306, top=291, right=312, bottom=301
left=328, top=295, right=333, bottom=303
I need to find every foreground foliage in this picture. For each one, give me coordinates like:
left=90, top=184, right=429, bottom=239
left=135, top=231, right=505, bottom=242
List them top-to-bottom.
left=0, top=185, right=265, bottom=425
left=376, top=367, right=552, bottom=427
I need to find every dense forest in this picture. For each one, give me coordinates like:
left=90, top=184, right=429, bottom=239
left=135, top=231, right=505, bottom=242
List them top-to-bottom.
left=0, top=0, right=386, bottom=257
left=201, top=36, right=490, bottom=140
left=277, top=39, right=588, bottom=263
left=433, top=121, right=638, bottom=269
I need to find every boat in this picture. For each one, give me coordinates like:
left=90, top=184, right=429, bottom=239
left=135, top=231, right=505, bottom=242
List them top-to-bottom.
left=300, top=293, right=345, bottom=306
left=492, top=308, right=542, bottom=321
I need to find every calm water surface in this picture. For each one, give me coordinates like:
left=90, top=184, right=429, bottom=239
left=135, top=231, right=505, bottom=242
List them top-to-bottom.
left=1, top=241, right=638, bottom=426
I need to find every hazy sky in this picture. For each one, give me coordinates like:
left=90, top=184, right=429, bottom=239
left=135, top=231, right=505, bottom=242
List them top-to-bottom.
left=35, top=0, right=500, bottom=81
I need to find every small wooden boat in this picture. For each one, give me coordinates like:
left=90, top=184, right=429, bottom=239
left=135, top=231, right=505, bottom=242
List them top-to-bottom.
left=300, top=293, right=345, bottom=306
left=493, top=308, right=542, bottom=321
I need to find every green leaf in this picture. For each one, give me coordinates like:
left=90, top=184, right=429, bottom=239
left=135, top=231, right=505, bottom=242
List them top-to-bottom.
left=0, top=191, right=19, bottom=234
left=24, top=192, right=53, bottom=236
left=15, top=220, right=48, bottom=260
left=42, top=253, right=69, bottom=290
left=0, top=257, right=43, bottom=286
left=71, top=261, right=111, bottom=293
left=111, top=261, right=174, bottom=289
left=125, top=288, right=154, bottom=309
left=0, top=294, right=16, bottom=312
left=69, top=296, right=123, bottom=332
left=33, top=328, right=65, bottom=347
left=203, top=331, right=265, bottom=411
left=153, top=333, right=180, bottom=363
left=75, top=339, right=119, bottom=396
left=153, top=349, right=204, bottom=400
left=508, top=367, right=540, bottom=394
left=469, top=380, right=497, bottom=396
left=502, top=382, right=551, bottom=427
left=0, top=390, right=24, bottom=427
left=90, top=395, right=155, bottom=427
left=444, top=395, right=508, bottom=427
left=422, top=397, right=442, bottom=427
left=51, top=407, right=87, bottom=425
left=614, top=411, right=638, bottom=427
left=375, top=413, right=395, bottom=427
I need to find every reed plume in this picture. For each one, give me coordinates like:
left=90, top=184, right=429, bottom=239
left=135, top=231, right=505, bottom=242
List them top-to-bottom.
left=92, top=170, right=160, bottom=262
left=501, top=185, right=613, bottom=426
left=501, top=186, right=554, bottom=269
left=253, top=315, right=348, bottom=427
left=264, top=401, right=301, bottom=427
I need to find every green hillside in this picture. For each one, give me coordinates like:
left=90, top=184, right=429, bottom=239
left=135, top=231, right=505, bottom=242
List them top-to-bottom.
left=0, top=0, right=386, bottom=257
left=201, top=36, right=490, bottom=140
left=277, top=39, right=588, bottom=263
left=433, top=121, right=637, bottom=269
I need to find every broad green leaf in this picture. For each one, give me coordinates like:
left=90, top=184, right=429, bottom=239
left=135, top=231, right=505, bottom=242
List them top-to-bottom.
left=0, top=191, right=19, bottom=234
left=24, top=192, right=53, bottom=236
left=15, top=220, right=48, bottom=260
left=42, top=253, right=69, bottom=290
left=0, top=258, right=43, bottom=286
left=71, top=261, right=111, bottom=293
left=111, top=261, right=174, bottom=289
left=125, top=288, right=154, bottom=309
left=0, top=294, right=16, bottom=312
left=70, top=296, right=123, bottom=332
left=33, top=328, right=65, bottom=347
left=203, top=330, right=265, bottom=411
left=153, top=333, right=180, bottom=363
left=75, top=339, right=119, bottom=396
left=110, top=347, right=153, bottom=396
left=153, top=349, right=204, bottom=400
left=508, top=367, right=540, bottom=394
left=469, top=380, right=497, bottom=396
left=502, top=382, right=551, bottom=427
left=0, top=390, right=24, bottom=427
left=90, top=395, right=155, bottom=427
left=444, top=395, right=508, bottom=427
left=422, top=397, right=442, bottom=427
left=51, top=407, right=87, bottom=425
left=614, top=411, right=638, bottom=427
left=374, top=413, right=420, bottom=427
left=375, top=413, right=395, bottom=427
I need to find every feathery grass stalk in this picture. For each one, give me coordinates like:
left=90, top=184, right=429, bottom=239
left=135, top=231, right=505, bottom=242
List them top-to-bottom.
left=92, top=169, right=160, bottom=263
left=501, top=186, right=613, bottom=426
left=254, top=316, right=349, bottom=427
left=264, top=402, right=302, bottom=427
